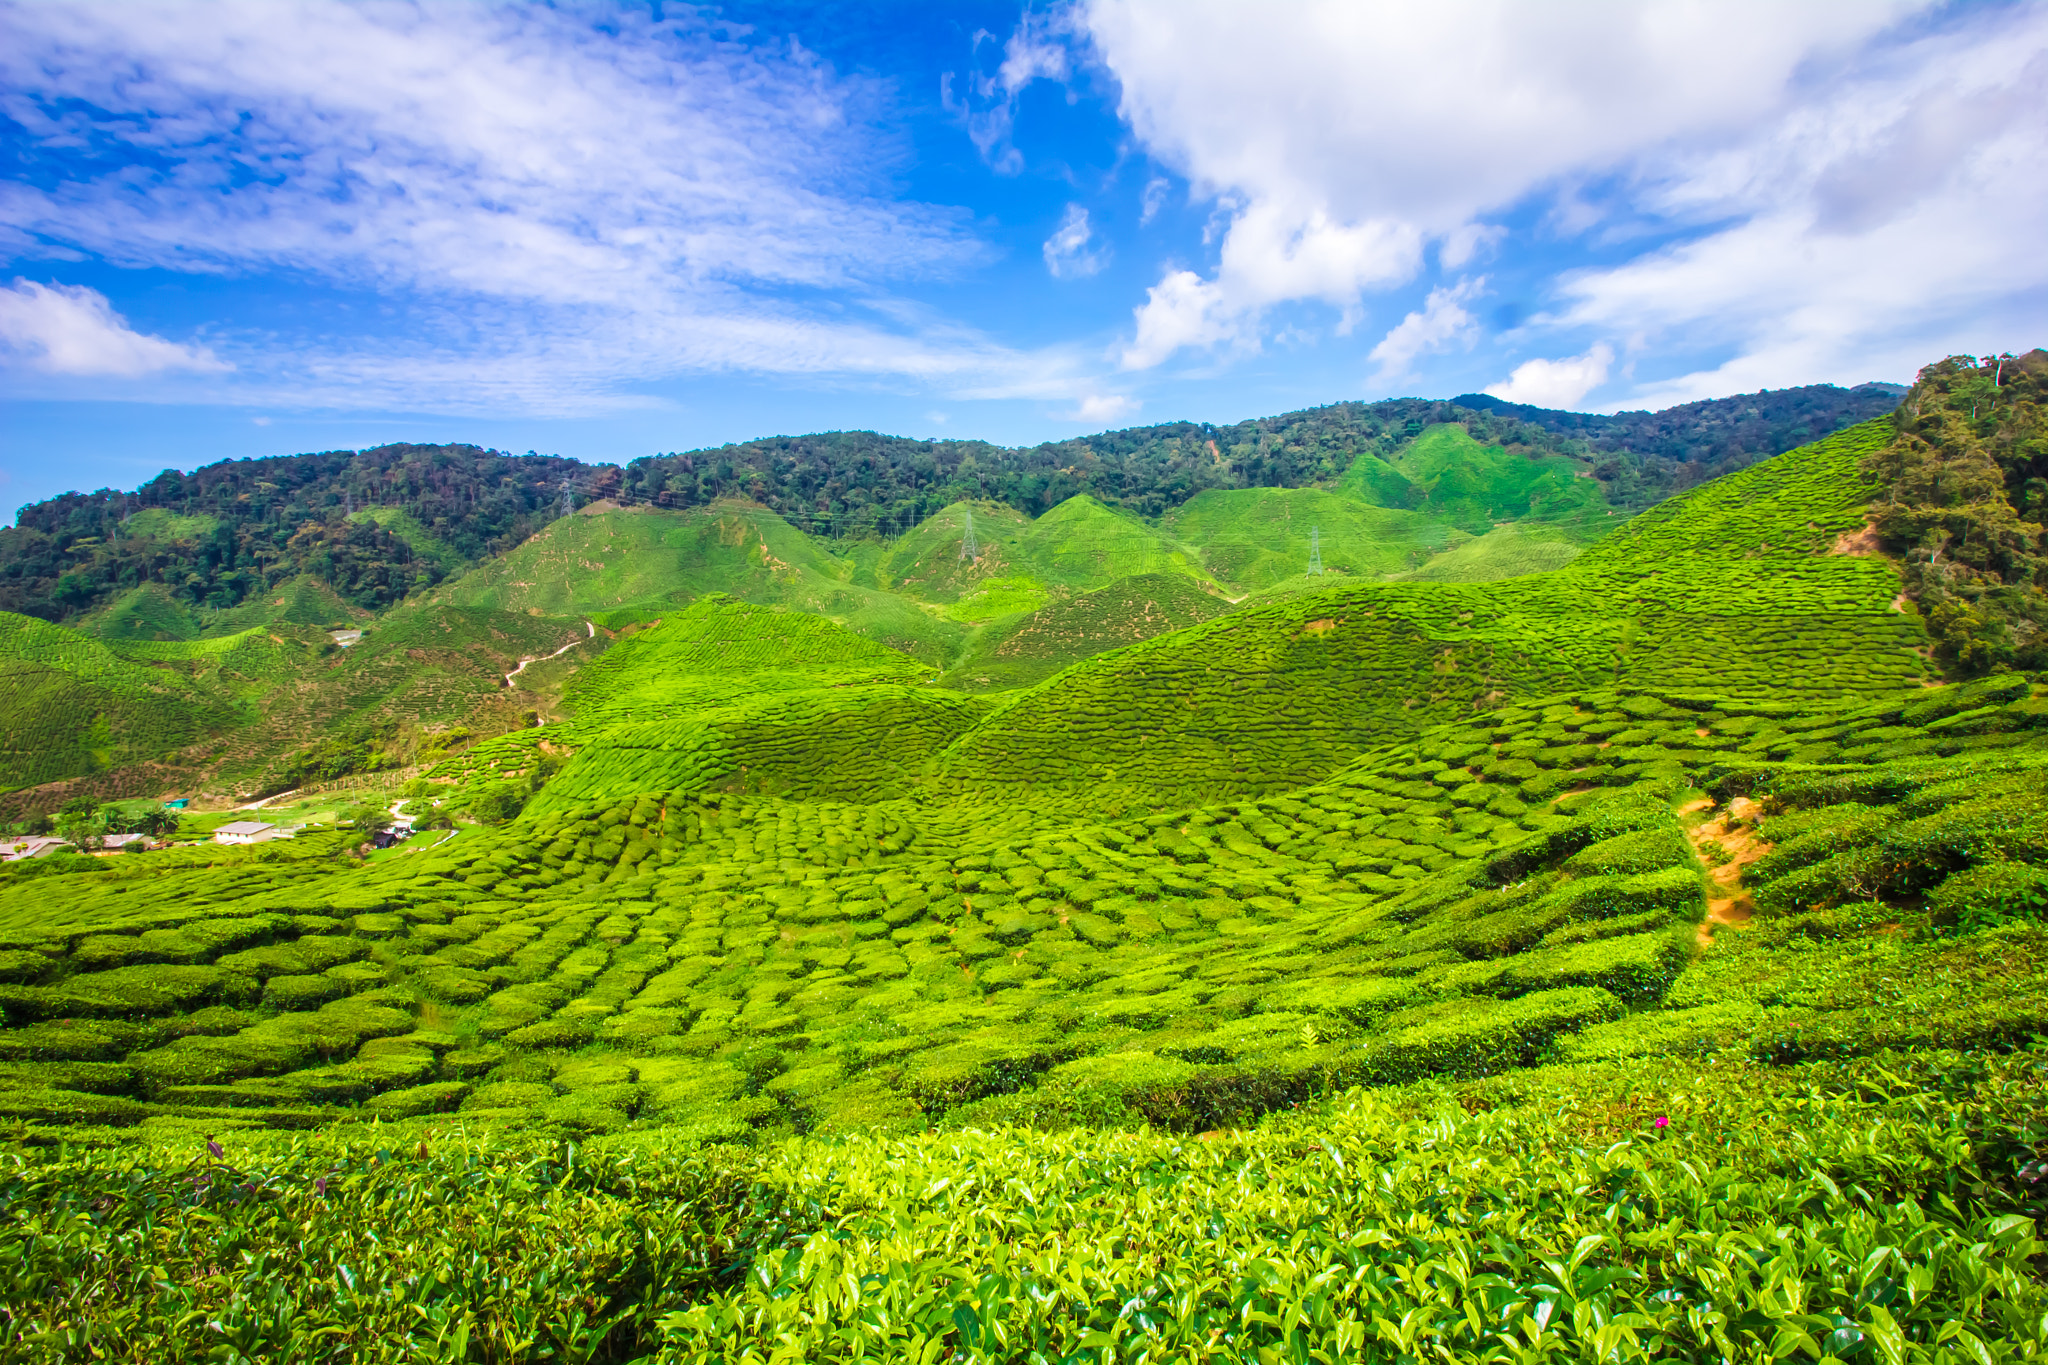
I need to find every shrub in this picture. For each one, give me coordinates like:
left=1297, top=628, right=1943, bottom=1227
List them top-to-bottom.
left=1928, top=861, right=2048, bottom=933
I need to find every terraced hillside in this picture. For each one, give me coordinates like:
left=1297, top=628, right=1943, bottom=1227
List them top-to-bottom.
left=8, top=372, right=2048, bottom=1363
left=933, top=420, right=1918, bottom=804
left=444, top=499, right=966, bottom=666
left=940, top=573, right=1232, bottom=691
left=0, top=611, right=243, bottom=792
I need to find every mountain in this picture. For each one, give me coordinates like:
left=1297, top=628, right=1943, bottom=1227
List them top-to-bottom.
left=2, top=351, right=2044, bottom=1360
left=1455, top=379, right=1909, bottom=506
left=1, top=382, right=1899, bottom=630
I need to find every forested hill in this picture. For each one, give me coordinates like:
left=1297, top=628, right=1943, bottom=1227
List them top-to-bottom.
left=1457, top=380, right=1909, bottom=505
left=1, top=382, right=1901, bottom=625
left=626, top=383, right=1905, bottom=536
left=0, top=445, right=589, bottom=623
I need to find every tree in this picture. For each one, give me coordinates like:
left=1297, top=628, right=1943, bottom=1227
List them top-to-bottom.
left=343, top=804, right=393, bottom=835
left=55, top=809, right=106, bottom=851
left=132, top=809, right=182, bottom=839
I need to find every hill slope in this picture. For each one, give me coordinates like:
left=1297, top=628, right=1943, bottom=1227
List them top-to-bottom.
left=5, top=371, right=2048, bottom=1360
left=931, top=420, right=1920, bottom=805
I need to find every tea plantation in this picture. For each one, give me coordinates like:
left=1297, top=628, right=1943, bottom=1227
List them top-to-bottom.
left=4, top=413, right=2047, bottom=1360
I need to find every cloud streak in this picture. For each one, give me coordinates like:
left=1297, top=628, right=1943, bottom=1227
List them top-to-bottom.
left=0, top=0, right=1101, bottom=413
left=1044, top=205, right=1111, bottom=279
left=1368, top=278, right=1485, bottom=384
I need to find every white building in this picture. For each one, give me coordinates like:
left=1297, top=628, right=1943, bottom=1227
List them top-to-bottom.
left=213, top=821, right=278, bottom=845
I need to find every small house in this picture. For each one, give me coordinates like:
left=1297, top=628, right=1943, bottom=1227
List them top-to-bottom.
left=213, top=821, right=277, bottom=846
left=98, top=832, right=148, bottom=849
left=2, top=836, right=69, bottom=862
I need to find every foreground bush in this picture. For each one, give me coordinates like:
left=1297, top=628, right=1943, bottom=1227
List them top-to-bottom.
left=3, top=1050, right=2044, bottom=1362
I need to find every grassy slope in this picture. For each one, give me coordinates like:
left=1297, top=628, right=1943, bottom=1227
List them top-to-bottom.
left=929, top=420, right=1917, bottom=805
left=1359, top=421, right=1609, bottom=531
left=1159, top=423, right=1612, bottom=595
left=1161, top=487, right=1457, bottom=590
left=443, top=500, right=965, bottom=667
left=1392, top=522, right=1588, bottom=582
left=940, top=572, right=1233, bottom=692
left=78, top=575, right=366, bottom=643
left=0, top=612, right=244, bottom=791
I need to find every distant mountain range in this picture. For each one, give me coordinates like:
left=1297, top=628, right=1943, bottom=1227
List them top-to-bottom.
left=0, top=382, right=1903, bottom=626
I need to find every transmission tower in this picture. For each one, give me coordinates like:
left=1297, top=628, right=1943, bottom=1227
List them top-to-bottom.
left=556, top=473, right=576, bottom=518
left=960, top=507, right=978, bottom=561
left=1307, top=525, right=1323, bottom=576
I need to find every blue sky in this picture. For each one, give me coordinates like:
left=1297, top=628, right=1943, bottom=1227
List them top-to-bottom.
left=2, top=0, right=2045, bottom=516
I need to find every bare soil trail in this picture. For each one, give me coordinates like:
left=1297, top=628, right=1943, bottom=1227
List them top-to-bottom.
left=505, top=620, right=595, bottom=687
left=1679, top=795, right=1773, bottom=948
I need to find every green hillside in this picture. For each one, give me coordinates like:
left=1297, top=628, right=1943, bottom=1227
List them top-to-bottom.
left=9, top=360, right=2048, bottom=1363
left=1360, top=421, right=1609, bottom=530
left=933, top=422, right=1922, bottom=806
left=1162, top=486, right=1456, bottom=589
left=444, top=500, right=966, bottom=667
left=1394, top=522, right=1587, bottom=581
left=941, top=572, right=1233, bottom=691
left=0, top=612, right=242, bottom=792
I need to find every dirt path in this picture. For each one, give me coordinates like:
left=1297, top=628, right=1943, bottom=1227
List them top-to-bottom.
left=505, top=620, right=594, bottom=688
left=1679, top=795, right=1773, bottom=948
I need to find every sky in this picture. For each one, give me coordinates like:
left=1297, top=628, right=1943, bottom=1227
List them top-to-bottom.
left=2, top=0, right=2045, bottom=515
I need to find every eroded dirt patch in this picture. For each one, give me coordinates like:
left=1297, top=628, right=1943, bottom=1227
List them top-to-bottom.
left=1679, top=795, right=1772, bottom=947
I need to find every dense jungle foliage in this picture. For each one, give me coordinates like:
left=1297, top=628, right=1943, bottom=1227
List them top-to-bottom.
left=1866, top=351, right=2048, bottom=675
left=1461, top=380, right=1906, bottom=504
left=0, top=445, right=589, bottom=623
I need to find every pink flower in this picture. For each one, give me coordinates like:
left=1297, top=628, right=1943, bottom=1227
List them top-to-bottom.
left=1653, top=1116, right=1669, bottom=1129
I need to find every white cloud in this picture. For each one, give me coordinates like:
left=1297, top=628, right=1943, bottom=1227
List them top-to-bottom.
left=0, top=0, right=1020, bottom=410
left=1079, top=0, right=1943, bottom=368
left=945, top=6, right=1081, bottom=175
left=1549, top=8, right=2048, bottom=406
left=1139, top=176, right=1171, bottom=225
left=1044, top=205, right=1111, bottom=279
left=1122, top=205, right=1418, bottom=367
left=1439, top=224, right=1505, bottom=271
left=1367, top=277, right=1486, bottom=383
left=0, top=280, right=228, bottom=377
left=1485, top=343, right=1615, bottom=409
left=1071, top=392, right=1140, bottom=423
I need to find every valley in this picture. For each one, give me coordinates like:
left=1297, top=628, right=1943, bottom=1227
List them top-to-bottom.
left=1, top=357, right=2044, bottom=1362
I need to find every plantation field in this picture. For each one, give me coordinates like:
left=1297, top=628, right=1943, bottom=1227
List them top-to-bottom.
left=7, top=402, right=2048, bottom=1360
left=443, top=500, right=968, bottom=666
left=940, top=572, right=1232, bottom=691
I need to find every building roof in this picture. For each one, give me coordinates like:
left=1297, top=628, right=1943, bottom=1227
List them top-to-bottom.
left=214, top=821, right=276, bottom=836
left=2, top=835, right=70, bottom=860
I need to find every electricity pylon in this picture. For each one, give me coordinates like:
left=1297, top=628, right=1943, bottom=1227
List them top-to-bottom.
left=557, top=473, right=576, bottom=518
left=960, top=507, right=978, bottom=561
left=1307, top=525, right=1323, bottom=576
